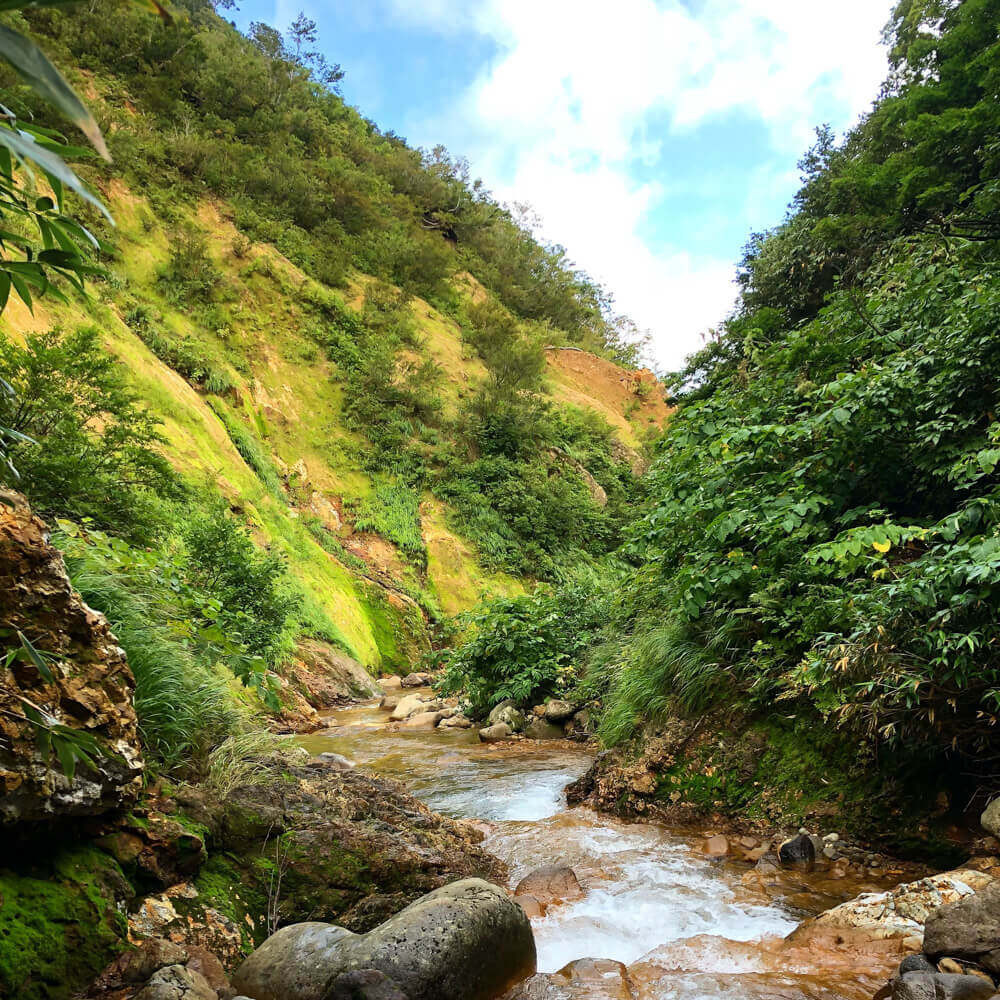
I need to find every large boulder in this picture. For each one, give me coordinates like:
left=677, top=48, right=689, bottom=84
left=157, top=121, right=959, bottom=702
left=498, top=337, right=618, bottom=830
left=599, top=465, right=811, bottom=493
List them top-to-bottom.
left=0, top=492, right=144, bottom=824
left=290, top=640, right=381, bottom=706
left=542, top=700, right=576, bottom=723
left=487, top=702, right=525, bottom=733
left=524, top=718, right=564, bottom=741
left=981, top=799, right=1000, bottom=839
left=232, top=879, right=536, bottom=1000
left=923, top=882, right=1000, bottom=973
left=891, top=972, right=996, bottom=1000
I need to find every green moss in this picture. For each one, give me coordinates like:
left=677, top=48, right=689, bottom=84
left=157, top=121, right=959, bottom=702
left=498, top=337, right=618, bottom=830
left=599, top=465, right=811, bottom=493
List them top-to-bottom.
left=0, top=847, right=132, bottom=1000
left=191, top=856, right=268, bottom=954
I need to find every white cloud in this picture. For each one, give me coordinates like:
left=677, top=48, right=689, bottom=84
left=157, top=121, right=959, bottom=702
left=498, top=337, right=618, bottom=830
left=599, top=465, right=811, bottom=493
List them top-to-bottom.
left=385, top=0, right=896, bottom=368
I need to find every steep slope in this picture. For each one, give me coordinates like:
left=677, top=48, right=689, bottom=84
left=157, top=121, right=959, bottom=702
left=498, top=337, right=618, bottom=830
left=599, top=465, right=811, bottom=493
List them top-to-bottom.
left=0, top=180, right=667, bottom=670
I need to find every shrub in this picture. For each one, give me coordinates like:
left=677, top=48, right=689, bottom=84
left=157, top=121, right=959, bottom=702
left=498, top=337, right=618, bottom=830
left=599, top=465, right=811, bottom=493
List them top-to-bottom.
left=0, top=327, right=180, bottom=542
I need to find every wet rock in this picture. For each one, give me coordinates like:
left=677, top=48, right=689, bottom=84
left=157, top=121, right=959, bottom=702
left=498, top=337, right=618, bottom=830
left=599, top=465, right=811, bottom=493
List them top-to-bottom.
left=0, top=492, right=144, bottom=824
left=400, top=672, right=432, bottom=688
left=378, top=676, right=402, bottom=691
left=377, top=695, right=399, bottom=712
left=388, top=695, right=433, bottom=722
left=542, top=700, right=575, bottom=723
left=487, top=702, right=525, bottom=732
left=398, top=711, right=441, bottom=731
left=439, top=714, right=472, bottom=730
left=524, top=718, right=564, bottom=741
left=478, top=722, right=513, bottom=742
left=317, top=752, right=354, bottom=769
left=980, top=799, right=1000, bottom=838
left=97, top=810, right=207, bottom=887
left=778, top=834, right=816, bottom=871
left=702, top=835, right=729, bottom=857
left=514, top=866, right=584, bottom=910
left=232, top=879, right=535, bottom=1000
left=924, top=882, right=1000, bottom=973
left=514, top=894, right=542, bottom=918
left=899, top=955, right=937, bottom=975
left=505, top=959, right=633, bottom=1000
left=937, top=959, right=965, bottom=975
left=132, top=963, right=217, bottom=1000
left=326, top=969, right=408, bottom=1000
left=891, top=972, right=995, bottom=1000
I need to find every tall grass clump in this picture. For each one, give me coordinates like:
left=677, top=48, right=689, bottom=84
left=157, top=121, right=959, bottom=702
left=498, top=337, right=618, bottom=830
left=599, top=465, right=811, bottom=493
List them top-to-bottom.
left=60, top=534, right=246, bottom=773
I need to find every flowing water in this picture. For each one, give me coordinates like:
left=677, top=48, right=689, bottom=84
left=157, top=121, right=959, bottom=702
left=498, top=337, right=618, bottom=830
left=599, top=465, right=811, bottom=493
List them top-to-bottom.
left=299, top=696, right=912, bottom=1000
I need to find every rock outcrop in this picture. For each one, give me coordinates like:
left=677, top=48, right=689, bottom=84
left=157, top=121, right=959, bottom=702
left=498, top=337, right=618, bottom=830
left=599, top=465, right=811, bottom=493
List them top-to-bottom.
left=0, top=492, right=144, bottom=824
left=232, top=879, right=536, bottom=1000
left=923, top=882, right=1000, bottom=974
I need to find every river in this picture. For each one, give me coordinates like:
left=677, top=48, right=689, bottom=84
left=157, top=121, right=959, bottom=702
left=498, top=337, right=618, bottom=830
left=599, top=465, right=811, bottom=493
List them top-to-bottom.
left=299, top=695, right=909, bottom=1000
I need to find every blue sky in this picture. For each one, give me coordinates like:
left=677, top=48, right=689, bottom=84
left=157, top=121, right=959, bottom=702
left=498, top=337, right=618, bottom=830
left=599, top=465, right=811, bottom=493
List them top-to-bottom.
left=232, top=0, right=897, bottom=368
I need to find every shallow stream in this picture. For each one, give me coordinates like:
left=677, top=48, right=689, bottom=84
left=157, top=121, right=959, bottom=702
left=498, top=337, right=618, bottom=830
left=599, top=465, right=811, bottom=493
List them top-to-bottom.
left=299, top=696, right=908, bottom=1000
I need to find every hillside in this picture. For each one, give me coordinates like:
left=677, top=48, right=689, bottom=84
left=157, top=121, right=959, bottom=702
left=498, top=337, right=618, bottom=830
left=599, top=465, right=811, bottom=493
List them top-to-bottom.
left=1, top=179, right=666, bottom=668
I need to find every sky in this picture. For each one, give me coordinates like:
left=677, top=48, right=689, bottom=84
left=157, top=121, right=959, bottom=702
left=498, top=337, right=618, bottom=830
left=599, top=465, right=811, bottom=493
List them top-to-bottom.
left=233, top=0, right=898, bottom=369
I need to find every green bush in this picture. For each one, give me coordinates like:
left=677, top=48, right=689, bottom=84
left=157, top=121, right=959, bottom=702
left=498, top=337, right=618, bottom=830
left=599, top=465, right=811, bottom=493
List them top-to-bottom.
left=0, top=327, right=180, bottom=542
left=183, top=500, right=302, bottom=665
left=436, top=577, right=614, bottom=717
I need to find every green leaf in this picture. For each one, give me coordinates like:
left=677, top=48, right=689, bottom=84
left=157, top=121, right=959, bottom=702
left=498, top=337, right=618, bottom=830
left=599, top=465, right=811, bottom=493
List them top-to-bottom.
left=0, top=24, right=108, bottom=159
left=16, top=629, right=54, bottom=682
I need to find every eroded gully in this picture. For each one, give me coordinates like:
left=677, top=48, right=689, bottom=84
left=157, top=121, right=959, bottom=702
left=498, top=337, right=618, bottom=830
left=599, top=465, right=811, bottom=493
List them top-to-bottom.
left=299, top=695, right=908, bottom=1000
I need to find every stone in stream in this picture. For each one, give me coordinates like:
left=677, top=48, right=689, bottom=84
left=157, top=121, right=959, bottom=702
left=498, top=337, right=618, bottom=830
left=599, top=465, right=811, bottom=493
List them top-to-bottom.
left=400, top=672, right=433, bottom=688
left=378, top=675, right=402, bottom=691
left=389, top=694, right=439, bottom=722
left=377, top=695, right=400, bottom=712
left=398, top=711, right=442, bottom=731
left=439, top=714, right=472, bottom=729
left=524, top=718, right=564, bottom=741
left=478, top=722, right=513, bottom=742
left=778, top=833, right=816, bottom=871
left=702, top=834, right=730, bottom=857
left=514, top=865, right=585, bottom=910
left=231, top=879, right=535, bottom=1000
left=506, top=959, right=633, bottom=1000
left=891, top=972, right=996, bottom=1000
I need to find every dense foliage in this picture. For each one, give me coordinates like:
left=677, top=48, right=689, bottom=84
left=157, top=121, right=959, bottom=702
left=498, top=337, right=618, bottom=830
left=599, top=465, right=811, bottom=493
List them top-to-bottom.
left=602, top=0, right=1000, bottom=774
left=441, top=1, right=1000, bottom=796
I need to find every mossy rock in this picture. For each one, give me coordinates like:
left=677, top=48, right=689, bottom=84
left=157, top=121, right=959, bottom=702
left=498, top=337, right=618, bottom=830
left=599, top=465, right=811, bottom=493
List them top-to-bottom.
left=0, top=846, right=133, bottom=1000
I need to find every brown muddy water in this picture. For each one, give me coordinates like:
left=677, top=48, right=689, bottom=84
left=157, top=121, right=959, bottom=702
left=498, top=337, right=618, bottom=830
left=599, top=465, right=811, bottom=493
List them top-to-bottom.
left=299, top=696, right=912, bottom=1000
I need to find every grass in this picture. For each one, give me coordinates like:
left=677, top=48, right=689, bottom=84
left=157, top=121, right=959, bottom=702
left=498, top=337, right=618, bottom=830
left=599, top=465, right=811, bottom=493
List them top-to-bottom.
left=206, top=395, right=287, bottom=503
left=352, top=478, right=425, bottom=561
left=61, top=536, right=246, bottom=773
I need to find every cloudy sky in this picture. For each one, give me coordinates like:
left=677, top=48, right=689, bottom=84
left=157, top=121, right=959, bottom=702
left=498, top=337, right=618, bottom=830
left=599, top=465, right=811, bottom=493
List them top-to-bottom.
left=234, top=0, right=897, bottom=369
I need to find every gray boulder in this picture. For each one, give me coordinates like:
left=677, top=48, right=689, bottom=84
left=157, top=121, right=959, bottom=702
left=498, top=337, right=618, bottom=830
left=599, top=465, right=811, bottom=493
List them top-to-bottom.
left=400, top=672, right=433, bottom=688
left=542, top=700, right=576, bottom=723
left=487, top=701, right=525, bottom=732
left=524, top=718, right=564, bottom=741
left=478, top=722, right=513, bottom=743
left=981, top=798, right=1000, bottom=838
left=232, top=879, right=535, bottom=1000
left=924, top=882, right=1000, bottom=974
left=233, top=924, right=355, bottom=1000
left=899, top=955, right=937, bottom=975
left=132, top=964, right=218, bottom=1000
left=326, top=970, right=408, bottom=999
left=892, top=972, right=996, bottom=1000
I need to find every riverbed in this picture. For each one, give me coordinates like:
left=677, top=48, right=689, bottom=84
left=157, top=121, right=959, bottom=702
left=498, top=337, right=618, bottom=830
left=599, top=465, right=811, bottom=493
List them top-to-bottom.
left=299, top=696, right=908, bottom=1000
